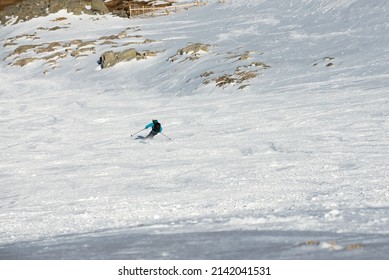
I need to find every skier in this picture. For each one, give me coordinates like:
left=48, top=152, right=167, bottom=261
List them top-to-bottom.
left=144, top=119, right=162, bottom=139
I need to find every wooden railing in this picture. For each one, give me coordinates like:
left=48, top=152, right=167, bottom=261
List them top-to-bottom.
left=128, top=1, right=208, bottom=18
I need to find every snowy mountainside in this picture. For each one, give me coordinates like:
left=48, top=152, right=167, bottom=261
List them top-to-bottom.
left=0, top=0, right=389, bottom=259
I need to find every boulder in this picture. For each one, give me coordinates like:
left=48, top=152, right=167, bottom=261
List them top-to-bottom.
left=48, top=0, right=66, bottom=13
left=49, top=0, right=88, bottom=14
left=91, top=0, right=109, bottom=15
left=67, top=1, right=88, bottom=15
left=100, top=48, right=139, bottom=69
left=116, top=48, right=137, bottom=62
left=100, top=51, right=116, bottom=69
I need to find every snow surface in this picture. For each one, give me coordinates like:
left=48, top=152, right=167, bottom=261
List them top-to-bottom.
left=0, top=0, right=389, bottom=259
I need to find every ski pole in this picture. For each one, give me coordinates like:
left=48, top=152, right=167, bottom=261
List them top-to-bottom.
left=131, top=128, right=146, bottom=137
left=160, top=132, right=172, bottom=140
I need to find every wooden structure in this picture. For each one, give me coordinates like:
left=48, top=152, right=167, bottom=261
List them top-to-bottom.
left=127, top=1, right=208, bottom=18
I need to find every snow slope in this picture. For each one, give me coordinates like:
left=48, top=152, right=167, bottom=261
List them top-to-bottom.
left=0, top=0, right=389, bottom=259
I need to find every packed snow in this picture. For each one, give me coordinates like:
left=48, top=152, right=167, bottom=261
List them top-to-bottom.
left=0, top=0, right=388, bottom=259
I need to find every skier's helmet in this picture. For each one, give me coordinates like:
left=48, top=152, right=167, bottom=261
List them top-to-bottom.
left=152, top=119, right=158, bottom=123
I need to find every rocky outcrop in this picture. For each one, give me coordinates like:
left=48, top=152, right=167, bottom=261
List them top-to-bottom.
left=0, top=0, right=95, bottom=24
left=0, top=0, right=48, bottom=24
left=48, top=0, right=91, bottom=15
left=91, top=0, right=109, bottom=15
left=0, top=1, right=179, bottom=25
left=3, top=25, right=158, bottom=72
left=168, top=43, right=211, bottom=62
left=177, top=43, right=210, bottom=55
left=99, top=48, right=157, bottom=69
left=100, top=51, right=117, bottom=68
left=13, top=57, right=38, bottom=67
left=203, top=61, right=271, bottom=90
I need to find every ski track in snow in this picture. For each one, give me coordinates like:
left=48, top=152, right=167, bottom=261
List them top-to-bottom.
left=0, top=0, right=389, bottom=259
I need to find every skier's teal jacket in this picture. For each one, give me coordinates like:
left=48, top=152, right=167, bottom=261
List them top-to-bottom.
left=145, top=121, right=162, bottom=132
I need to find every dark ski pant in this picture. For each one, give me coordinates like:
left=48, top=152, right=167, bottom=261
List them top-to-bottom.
left=145, top=131, right=158, bottom=139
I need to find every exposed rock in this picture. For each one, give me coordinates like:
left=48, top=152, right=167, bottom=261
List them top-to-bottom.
left=0, top=0, right=92, bottom=24
left=0, top=0, right=185, bottom=24
left=1, top=0, right=48, bottom=23
left=48, top=0, right=90, bottom=15
left=48, top=0, right=67, bottom=13
left=67, top=0, right=89, bottom=15
left=91, top=0, right=109, bottom=15
left=111, top=9, right=128, bottom=18
left=2, top=10, right=161, bottom=70
left=51, top=17, right=67, bottom=22
left=37, top=26, right=68, bottom=31
left=48, top=26, right=62, bottom=31
left=99, top=31, right=128, bottom=41
left=117, top=31, right=127, bottom=39
left=70, top=39, right=83, bottom=45
left=143, top=39, right=157, bottom=44
left=100, top=40, right=118, bottom=45
left=77, top=41, right=96, bottom=49
left=3, top=42, right=18, bottom=47
left=35, top=42, right=62, bottom=53
left=168, top=43, right=210, bottom=62
left=177, top=43, right=210, bottom=55
left=12, top=44, right=40, bottom=55
left=71, top=47, right=96, bottom=57
left=100, top=48, right=150, bottom=69
left=116, top=48, right=137, bottom=62
left=141, top=50, right=157, bottom=57
left=226, top=50, right=257, bottom=61
left=100, top=51, right=116, bottom=68
left=239, top=51, right=252, bottom=61
left=43, top=52, right=67, bottom=60
left=313, top=56, right=335, bottom=67
left=12, top=57, right=38, bottom=66
left=201, top=58, right=271, bottom=90
left=251, top=61, right=271, bottom=69
left=211, top=69, right=259, bottom=89
left=236, top=70, right=258, bottom=81
left=200, top=71, right=214, bottom=78
left=214, top=74, right=237, bottom=88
